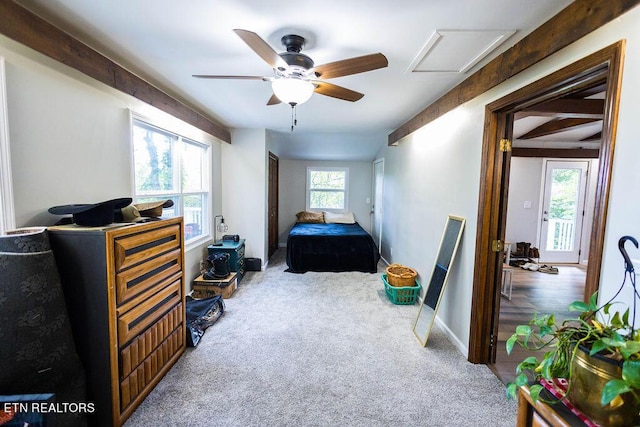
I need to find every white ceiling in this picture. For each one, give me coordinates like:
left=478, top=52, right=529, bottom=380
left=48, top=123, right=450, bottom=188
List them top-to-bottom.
left=14, top=0, right=574, bottom=160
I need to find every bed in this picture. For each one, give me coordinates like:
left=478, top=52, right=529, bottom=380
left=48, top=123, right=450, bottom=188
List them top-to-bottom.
left=285, top=221, right=380, bottom=273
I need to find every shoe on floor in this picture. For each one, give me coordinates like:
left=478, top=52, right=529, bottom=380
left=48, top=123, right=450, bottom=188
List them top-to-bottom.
left=520, top=262, right=533, bottom=270
left=527, top=263, right=540, bottom=271
left=539, top=265, right=559, bottom=274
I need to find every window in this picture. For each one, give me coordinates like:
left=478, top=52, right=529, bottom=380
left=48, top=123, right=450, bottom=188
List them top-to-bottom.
left=0, top=57, right=14, bottom=233
left=132, top=119, right=210, bottom=243
left=306, top=167, right=349, bottom=212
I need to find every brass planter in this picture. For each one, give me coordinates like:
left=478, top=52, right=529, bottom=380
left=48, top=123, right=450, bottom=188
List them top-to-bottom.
left=567, top=345, right=640, bottom=426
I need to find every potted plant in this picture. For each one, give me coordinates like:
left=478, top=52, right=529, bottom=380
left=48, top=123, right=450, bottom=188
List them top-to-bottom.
left=505, top=236, right=640, bottom=426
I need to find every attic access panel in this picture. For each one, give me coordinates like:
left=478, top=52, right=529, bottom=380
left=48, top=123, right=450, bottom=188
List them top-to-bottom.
left=407, top=30, right=515, bottom=74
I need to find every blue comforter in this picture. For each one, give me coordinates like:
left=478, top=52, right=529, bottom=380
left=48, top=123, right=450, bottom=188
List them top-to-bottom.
left=286, top=222, right=380, bottom=273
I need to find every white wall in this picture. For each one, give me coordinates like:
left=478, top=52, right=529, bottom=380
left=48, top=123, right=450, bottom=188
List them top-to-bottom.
left=376, top=5, right=640, bottom=354
left=0, top=34, right=224, bottom=284
left=375, top=106, right=483, bottom=352
left=222, top=128, right=268, bottom=264
left=505, top=157, right=543, bottom=246
left=278, top=159, right=373, bottom=245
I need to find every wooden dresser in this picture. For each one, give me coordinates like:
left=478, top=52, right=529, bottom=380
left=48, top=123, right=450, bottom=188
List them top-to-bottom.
left=48, top=218, right=186, bottom=427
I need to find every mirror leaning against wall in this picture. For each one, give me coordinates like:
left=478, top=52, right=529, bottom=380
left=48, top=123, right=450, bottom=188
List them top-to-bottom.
left=413, top=215, right=466, bottom=347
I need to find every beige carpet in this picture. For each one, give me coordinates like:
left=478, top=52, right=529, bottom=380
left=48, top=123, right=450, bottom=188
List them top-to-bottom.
left=125, top=249, right=516, bottom=426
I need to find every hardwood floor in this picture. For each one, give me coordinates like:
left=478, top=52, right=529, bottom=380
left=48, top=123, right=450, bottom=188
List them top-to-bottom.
left=489, top=264, right=586, bottom=384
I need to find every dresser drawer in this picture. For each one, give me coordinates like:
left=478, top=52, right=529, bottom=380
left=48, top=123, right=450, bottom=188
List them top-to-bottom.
left=114, top=223, right=181, bottom=271
left=115, top=248, right=182, bottom=305
left=116, top=277, right=182, bottom=347
left=120, top=302, right=183, bottom=378
left=119, top=326, right=183, bottom=411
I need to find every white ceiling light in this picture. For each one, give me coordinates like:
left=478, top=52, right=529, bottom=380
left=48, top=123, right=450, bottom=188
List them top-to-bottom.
left=272, top=78, right=314, bottom=105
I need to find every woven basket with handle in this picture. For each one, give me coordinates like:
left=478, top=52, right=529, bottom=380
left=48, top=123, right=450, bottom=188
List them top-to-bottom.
left=385, top=263, right=417, bottom=287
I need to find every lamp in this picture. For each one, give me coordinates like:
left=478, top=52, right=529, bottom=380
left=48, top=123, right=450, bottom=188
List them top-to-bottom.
left=271, top=78, right=314, bottom=106
left=214, top=215, right=228, bottom=243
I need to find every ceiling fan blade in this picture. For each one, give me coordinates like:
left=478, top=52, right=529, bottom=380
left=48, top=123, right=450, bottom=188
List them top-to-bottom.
left=233, top=29, right=288, bottom=70
left=313, top=53, right=388, bottom=79
left=192, top=75, right=272, bottom=80
left=313, top=81, right=364, bottom=102
left=267, top=94, right=281, bottom=105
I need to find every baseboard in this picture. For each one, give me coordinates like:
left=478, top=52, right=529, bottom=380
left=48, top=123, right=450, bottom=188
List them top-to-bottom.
left=380, top=255, right=390, bottom=266
left=413, top=292, right=468, bottom=357
left=434, top=316, right=469, bottom=358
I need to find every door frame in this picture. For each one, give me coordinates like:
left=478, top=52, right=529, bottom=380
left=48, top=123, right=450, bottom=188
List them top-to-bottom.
left=468, top=41, right=625, bottom=363
left=268, top=152, right=279, bottom=259
left=372, top=158, right=384, bottom=251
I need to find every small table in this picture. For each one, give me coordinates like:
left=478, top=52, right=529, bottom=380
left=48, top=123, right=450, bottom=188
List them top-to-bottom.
left=517, top=385, right=591, bottom=427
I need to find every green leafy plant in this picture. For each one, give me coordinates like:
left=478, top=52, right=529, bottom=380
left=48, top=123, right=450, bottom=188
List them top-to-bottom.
left=505, top=291, right=640, bottom=407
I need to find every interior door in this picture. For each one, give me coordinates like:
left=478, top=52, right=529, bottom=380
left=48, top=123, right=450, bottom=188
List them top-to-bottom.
left=268, top=152, right=279, bottom=259
left=372, top=158, right=384, bottom=251
left=538, top=160, right=589, bottom=263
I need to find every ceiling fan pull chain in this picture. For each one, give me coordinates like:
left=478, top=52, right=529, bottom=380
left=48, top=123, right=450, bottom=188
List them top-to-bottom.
left=290, top=103, right=298, bottom=132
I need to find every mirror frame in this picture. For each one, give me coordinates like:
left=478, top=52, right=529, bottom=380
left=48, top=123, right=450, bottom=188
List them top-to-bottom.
left=412, top=215, right=466, bottom=347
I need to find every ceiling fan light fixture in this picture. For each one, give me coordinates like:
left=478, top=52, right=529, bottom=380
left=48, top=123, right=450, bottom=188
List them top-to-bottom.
left=272, top=78, right=314, bottom=105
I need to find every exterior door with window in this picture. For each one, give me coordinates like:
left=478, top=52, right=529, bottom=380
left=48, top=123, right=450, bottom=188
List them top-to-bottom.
left=539, top=160, right=589, bottom=263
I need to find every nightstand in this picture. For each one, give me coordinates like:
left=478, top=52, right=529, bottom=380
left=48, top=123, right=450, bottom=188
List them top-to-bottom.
left=207, top=239, right=245, bottom=283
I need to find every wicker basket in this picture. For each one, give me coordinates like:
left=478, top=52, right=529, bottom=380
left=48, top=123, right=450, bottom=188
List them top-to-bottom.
left=385, top=263, right=417, bottom=287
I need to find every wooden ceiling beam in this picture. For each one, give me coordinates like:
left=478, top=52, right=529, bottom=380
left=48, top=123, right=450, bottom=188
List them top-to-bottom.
left=389, top=0, right=640, bottom=145
left=0, top=1, right=231, bottom=143
left=566, top=82, right=608, bottom=98
left=515, top=98, right=604, bottom=119
left=518, top=118, right=601, bottom=139
left=581, top=131, right=602, bottom=141
left=512, top=148, right=600, bottom=158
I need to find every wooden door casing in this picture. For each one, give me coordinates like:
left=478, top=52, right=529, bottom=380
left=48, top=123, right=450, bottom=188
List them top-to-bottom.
left=268, top=152, right=279, bottom=259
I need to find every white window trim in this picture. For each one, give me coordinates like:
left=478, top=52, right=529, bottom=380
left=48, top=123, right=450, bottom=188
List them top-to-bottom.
left=0, top=57, right=15, bottom=232
left=129, top=111, right=213, bottom=250
left=306, top=166, right=349, bottom=212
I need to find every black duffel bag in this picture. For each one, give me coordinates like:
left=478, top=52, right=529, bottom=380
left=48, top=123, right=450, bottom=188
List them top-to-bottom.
left=186, top=294, right=225, bottom=347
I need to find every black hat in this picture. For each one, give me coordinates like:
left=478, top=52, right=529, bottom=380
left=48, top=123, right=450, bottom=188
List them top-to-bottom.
left=49, top=198, right=132, bottom=227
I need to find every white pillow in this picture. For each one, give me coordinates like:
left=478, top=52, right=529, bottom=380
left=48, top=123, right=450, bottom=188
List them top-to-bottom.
left=324, top=211, right=355, bottom=224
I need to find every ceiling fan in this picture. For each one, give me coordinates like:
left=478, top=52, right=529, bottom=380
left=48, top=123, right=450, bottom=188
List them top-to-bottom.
left=193, top=29, right=388, bottom=108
